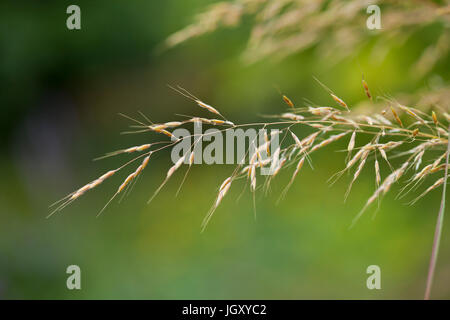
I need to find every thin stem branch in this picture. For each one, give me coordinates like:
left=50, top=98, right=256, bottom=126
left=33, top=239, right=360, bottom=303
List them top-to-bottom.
left=424, top=124, right=450, bottom=300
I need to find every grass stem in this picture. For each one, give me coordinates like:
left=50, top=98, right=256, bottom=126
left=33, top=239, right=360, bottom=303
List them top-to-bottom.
left=424, top=124, right=450, bottom=300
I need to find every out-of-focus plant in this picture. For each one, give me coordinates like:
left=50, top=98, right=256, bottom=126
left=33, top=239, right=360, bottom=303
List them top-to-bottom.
left=165, top=0, right=449, bottom=69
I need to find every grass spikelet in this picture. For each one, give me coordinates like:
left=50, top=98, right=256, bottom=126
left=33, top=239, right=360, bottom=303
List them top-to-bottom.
left=313, top=76, right=349, bottom=111
left=362, top=78, right=372, bottom=100
left=169, top=85, right=224, bottom=118
left=331, top=93, right=349, bottom=111
left=282, top=95, right=294, bottom=108
left=195, top=100, right=222, bottom=117
left=397, top=104, right=426, bottom=125
left=308, top=106, right=334, bottom=116
left=390, top=106, right=403, bottom=127
left=432, top=111, right=438, bottom=125
left=281, top=113, right=304, bottom=121
left=331, top=114, right=359, bottom=128
left=163, top=121, right=183, bottom=128
left=156, top=128, right=178, bottom=141
left=346, top=128, right=355, bottom=146
left=346, top=130, right=356, bottom=159
left=264, top=131, right=271, bottom=156
left=301, top=131, right=320, bottom=147
left=310, top=131, right=349, bottom=153
left=291, top=132, right=302, bottom=147
left=95, top=144, right=152, bottom=160
left=378, top=148, right=389, bottom=164
left=176, top=150, right=196, bottom=197
left=345, top=150, right=369, bottom=200
left=413, top=150, right=425, bottom=171
left=432, top=152, right=448, bottom=170
left=97, top=154, right=151, bottom=216
left=148, top=154, right=187, bottom=204
left=118, top=155, right=151, bottom=194
left=279, top=156, right=306, bottom=201
left=273, top=158, right=287, bottom=177
left=375, top=159, right=381, bottom=187
left=351, top=161, right=409, bottom=228
left=413, top=164, right=433, bottom=182
left=430, top=164, right=449, bottom=174
left=249, top=165, right=256, bottom=190
left=48, top=169, right=118, bottom=218
left=118, top=172, right=137, bottom=194
left=201, top=176, right=233, bottom=232
left=410, top=177, right=445, bottom=205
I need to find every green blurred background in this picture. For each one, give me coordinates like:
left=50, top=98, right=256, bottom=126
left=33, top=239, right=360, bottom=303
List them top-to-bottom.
left=0, top=1, right=449, bottom=299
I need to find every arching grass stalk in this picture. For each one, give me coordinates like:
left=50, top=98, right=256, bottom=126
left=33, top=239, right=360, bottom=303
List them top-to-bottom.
left=425, top=124, right=450, bottom=300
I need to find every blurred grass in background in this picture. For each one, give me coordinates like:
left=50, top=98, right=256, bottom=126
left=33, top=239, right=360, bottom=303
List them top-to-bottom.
left=0, top=0, right=449, bottom=299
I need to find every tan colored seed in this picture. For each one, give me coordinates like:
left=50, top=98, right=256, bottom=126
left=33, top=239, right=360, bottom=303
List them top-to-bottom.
left=362, top=79, right=371, bottom=100
left=331, top=93, right=349, bottom=110
left=282, top=95, right=294, bottom=108
left=196, top=100, right=221, bottom=116
left=398, top=105, right=425, bottom=124
left=308, top=106, right=334, bottom=116
left=390, top=106, right=403, bottom=127
left=432, top=111, right=438, bottom=125
left=281, top=113, right=304, bottom=121
left=164, top=121, right=183, bottom=128
left=264, top=131, right=270, bottom=156
left=311, top=131, right=349, bottom=152
left=348, top=131, right=356, bottom=152
left=291, top=132, right=302, bottom=147
left=167, top=154, right=186, bottom=178
left=375, top=159, right=381, bottom=186
left=70, top=169, right=117, bottom=200
left=118, top=173, right=136, bottom=193
left=413, top=178, right=445, bottom=204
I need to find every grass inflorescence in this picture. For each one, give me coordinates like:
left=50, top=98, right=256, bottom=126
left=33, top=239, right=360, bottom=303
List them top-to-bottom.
left=51, top=78, right=449, bottom=298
